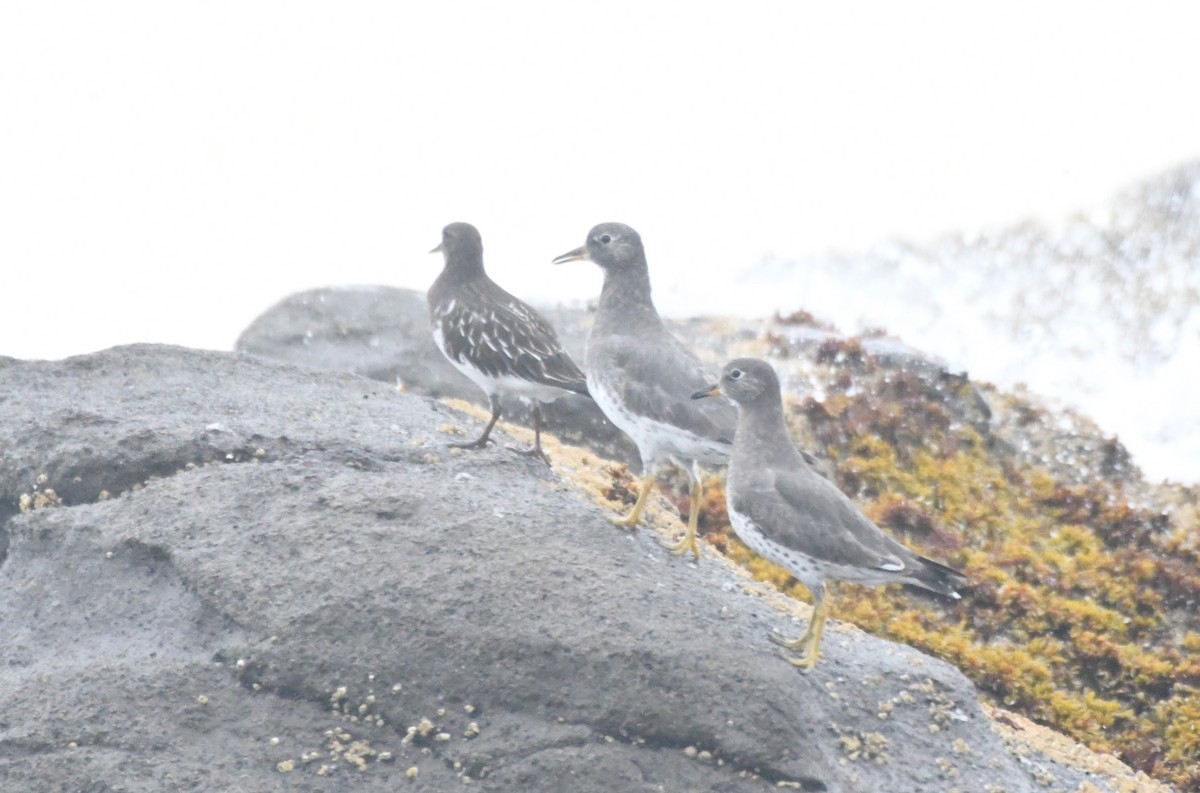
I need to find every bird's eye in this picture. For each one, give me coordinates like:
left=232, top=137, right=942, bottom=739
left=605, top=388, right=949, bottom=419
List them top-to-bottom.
left=599, top=234, right=612, bottom=244
left=728, top=369, right=743, bottom=380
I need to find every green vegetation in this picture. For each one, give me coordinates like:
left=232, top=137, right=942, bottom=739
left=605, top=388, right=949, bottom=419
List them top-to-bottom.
left=695, top=336, right=1200, bottom=791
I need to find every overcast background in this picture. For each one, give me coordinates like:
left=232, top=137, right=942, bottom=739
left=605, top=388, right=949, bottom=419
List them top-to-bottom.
left=3, top=2, right=1198, bottom=481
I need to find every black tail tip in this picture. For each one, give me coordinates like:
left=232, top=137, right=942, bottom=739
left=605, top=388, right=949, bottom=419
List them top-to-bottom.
left=920, top=556, right=969, bottom=600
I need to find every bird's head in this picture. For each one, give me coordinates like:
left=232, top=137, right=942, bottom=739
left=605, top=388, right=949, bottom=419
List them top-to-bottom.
left=430, top=222, right=484, bottom=266
left=552, top=222, right=644, bottom=272
left=692, top=358, right=779, bottom=407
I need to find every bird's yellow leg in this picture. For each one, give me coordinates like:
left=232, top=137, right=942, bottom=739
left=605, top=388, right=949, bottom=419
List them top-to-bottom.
left=612, top=474, right=655, bottom=529
left=663, top=474, right=702, bottom=559
left=769, top=593, right=830, bottom=672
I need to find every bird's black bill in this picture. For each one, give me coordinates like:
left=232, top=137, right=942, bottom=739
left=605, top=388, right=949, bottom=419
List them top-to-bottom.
left=552, top=247, right=586, bottom=265
left=691, top=383, right=721, bottom=400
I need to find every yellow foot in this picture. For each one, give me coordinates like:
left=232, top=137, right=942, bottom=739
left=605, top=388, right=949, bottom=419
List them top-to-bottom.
left=661, top=470, right=702, bottom=558
left=610, top=473, right=655, bottom=530
left=610, top=510, right=642, bottom=530
left=661, top=531, right=699, bottom=559
left=767, top=596, right=828, bottom=671
left=767, top=631, right=808, bottom=651
left=780, top=648, right=820, bottom=672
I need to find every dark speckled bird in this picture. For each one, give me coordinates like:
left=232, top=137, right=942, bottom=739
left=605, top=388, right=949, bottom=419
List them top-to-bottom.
left=428, top=222, right=589, bottom=464
left=553, top=223, right=736, bottom=558
left=694, top=357, right=967, bottom=670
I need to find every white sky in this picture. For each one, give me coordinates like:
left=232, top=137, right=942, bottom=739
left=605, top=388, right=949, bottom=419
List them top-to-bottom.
left=2, top=1, right=1199, bottom=361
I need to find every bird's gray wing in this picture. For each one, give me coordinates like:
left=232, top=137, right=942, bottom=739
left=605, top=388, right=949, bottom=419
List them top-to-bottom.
left=439, top=282, right=589, bottom=395
left=590, top=333, right=736, bottom=443
left=731, top=466, right=909, bottom=572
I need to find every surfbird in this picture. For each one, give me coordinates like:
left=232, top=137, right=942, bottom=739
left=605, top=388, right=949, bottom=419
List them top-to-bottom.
left=429, top=222, right=589, bottom=464
left=552, top=222, right=736, bottom=558
left=693, top=357, right=967, bottom=670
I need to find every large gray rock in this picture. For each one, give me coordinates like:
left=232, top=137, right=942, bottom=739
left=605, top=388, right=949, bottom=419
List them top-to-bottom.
left=235, top=286, right=637, bottom=465
left=0, top=345, right=1066, bottom=791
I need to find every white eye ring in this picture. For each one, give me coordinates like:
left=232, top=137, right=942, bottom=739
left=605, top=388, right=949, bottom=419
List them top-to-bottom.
left=599, top=234, right=612, bottom=244
left=728, top=369, right=743, bottom=380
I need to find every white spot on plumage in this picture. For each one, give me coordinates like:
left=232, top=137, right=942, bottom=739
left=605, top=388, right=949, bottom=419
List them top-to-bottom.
left=432, top=313, right=577, bottom=403
left=729, top=506, right=825, bottom=593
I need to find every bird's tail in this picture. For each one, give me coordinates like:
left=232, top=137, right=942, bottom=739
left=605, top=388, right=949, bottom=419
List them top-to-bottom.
left=910, top=556, right=969, bottom=600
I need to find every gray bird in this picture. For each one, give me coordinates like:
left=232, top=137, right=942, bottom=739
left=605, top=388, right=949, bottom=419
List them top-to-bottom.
left=429, top=222, right=589, bottom=464
left=553, top=222, right=735, bottom=557
left=694, top=357, right=966, bottom=670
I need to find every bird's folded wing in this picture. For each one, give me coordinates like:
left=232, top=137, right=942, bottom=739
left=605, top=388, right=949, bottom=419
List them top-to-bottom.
left=439, top=287, right=588, bottom=392
left=593, top=335, right=735, bottom=443
left=732, top=468, right=907, bottom=572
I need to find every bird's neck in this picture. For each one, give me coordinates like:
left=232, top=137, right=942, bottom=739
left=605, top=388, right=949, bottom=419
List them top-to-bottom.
left=450, top=256, right=487, bottom=282
left=431, top=259, right=486, bottom=300
left=595, top=265, right=664, bottom=334
left=733, top=395, right=798, bottom=468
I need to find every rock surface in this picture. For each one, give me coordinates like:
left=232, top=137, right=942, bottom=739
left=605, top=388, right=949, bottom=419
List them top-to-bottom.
left=0, top=344, right=1074, bottom=793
